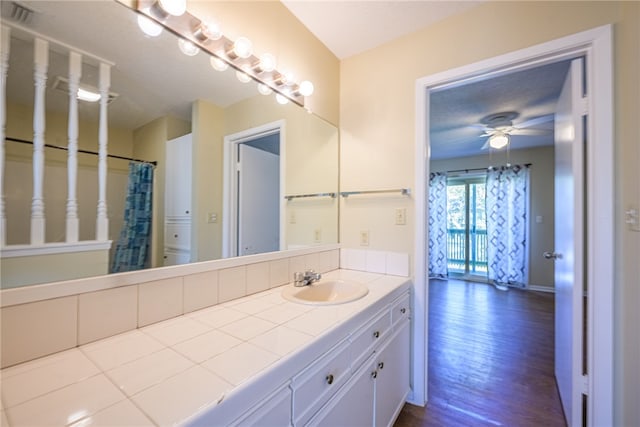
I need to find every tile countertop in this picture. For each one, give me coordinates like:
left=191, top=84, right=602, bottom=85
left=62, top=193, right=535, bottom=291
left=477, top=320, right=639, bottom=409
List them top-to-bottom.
left=0, top=270, right=411, bottom=427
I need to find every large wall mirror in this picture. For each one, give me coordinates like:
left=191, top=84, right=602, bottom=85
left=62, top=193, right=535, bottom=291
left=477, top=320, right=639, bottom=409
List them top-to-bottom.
left=1, top=0, right=339, bottom=288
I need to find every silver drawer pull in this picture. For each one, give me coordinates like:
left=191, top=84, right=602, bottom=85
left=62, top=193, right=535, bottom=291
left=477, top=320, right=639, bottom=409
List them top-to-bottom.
left=400, top=308, right=406, bottom=314
left=373, top=331, right=380, bottom=339
left=378, top=362, right=384, bottom=370
left=371, top=371, right=377, bottom=379
left=326, top=374, right=334, bottom=385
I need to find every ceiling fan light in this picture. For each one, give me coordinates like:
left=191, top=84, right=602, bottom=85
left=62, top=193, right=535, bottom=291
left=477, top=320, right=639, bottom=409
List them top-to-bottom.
left=489, top=132, right=510, bottom=149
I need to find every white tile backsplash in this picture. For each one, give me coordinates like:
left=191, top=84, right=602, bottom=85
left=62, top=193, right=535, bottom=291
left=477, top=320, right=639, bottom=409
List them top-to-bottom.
left=0, top=248, right=345, bottom=368
left=340, top=248, right=409, bottom=277
left=365, top=250, right=387, bottom=274
left=246, top=262, right=270, bottom=295
left=218, top=266, right=247, bottom=303
left=183, top=270, right=218, bottom=314
left=138, top=277, right=183, bottom=327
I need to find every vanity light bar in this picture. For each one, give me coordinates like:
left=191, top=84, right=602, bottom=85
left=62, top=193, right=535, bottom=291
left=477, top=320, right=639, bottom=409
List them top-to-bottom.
left=136, top=0, right=306, bottom=106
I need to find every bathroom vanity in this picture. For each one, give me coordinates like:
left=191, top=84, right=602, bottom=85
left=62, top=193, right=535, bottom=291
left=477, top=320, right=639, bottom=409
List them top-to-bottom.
left=0, top=270, right=411, bottom=426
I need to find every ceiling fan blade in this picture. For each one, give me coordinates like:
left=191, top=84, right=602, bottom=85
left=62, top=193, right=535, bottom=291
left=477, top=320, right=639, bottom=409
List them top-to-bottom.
left=516, top=114, right=554, bottom=129
left=511, top=128, right=551, bottom=136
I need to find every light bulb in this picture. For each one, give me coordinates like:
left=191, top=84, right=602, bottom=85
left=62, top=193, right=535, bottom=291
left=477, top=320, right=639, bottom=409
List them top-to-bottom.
left=157, top=0, right=186, bottom=16
left=137, top=15, right=163, bottom=37
left=199, top=22, right=222, bottom=41
left=232, top=37, right=253, bottom=59
left=178, top=38, right=199, bottom=56
left=258, top=53, right=277, bottom=73
left=209, top=56, right=228, bottom=72
left=236, top=70, right=251, bottom=83
left=281, top=71, right=295, bottom=86
left=298, top=80, right=314, bottom=97
left=257, top=83, right=273, bottom=95
left=77, top=88, right=101, bottom=102
left=275, top=93, right=289, bottom=105
left=489, top=132, right=510, bottom=149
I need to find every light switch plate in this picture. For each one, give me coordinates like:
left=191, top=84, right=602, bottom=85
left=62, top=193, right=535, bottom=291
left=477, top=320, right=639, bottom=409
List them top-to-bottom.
left=395, top=208, right=407, bottom=225
left=360, top=230, right=370, bottom=246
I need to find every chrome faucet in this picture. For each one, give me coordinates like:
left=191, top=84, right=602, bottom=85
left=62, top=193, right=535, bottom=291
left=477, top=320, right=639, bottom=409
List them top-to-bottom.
left=293, top=270, right=322, bottom=287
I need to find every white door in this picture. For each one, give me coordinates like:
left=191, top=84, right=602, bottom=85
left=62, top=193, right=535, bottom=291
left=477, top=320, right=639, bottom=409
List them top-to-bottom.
left=553, top=57, right=585, bottom=427
left=237, top=143, right=280, bottom=256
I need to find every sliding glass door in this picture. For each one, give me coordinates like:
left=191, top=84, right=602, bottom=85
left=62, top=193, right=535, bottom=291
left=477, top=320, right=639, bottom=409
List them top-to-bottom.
left=446, top=176, right=487, bottom=277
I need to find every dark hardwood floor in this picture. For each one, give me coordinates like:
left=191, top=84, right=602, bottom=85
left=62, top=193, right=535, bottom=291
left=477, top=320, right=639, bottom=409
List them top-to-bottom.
left=395, top=279, right=566, bottom=427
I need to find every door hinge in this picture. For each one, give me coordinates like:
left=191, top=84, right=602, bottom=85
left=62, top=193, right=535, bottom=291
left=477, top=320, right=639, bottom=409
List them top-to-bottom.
left=581, top=96, right=588, bottom=116
left=582, top=374, right=589, bottom=395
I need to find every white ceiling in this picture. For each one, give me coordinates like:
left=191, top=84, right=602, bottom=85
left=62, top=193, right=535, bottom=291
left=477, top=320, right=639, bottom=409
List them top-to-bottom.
left=281, top=0, right=482, bottom=59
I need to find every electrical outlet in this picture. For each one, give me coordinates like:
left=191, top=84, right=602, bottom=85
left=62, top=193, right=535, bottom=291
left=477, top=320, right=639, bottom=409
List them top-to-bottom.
left=625, top=207, right=640, bottom=232
left=395, top=208, right=406, bottom=225
left=290, top=211, right=296, bottom=224
left=207, top=212, right=217, bottom=223
left=314, top=229, right=322, bottom=243
left=360, top=230, right=370, bottom=246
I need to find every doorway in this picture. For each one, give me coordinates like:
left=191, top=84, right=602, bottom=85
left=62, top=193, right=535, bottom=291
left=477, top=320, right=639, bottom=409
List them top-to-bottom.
left=414, top=26, right=614, bottom=426
left=223, top=121, right=285, bottom=258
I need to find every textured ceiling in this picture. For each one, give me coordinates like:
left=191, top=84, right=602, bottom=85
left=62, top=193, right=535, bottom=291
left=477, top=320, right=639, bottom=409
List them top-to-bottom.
left=429, top=60, right=572, bottom=159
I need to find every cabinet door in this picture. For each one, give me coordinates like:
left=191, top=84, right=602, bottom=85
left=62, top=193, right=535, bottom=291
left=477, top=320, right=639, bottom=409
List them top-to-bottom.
left=165, top=134, right=192, bottom=218
left=374, top=320, right=411, bottom=427
left=307, top=359, right=375, bottom=427
left=232, top=386, right=292, bottom=427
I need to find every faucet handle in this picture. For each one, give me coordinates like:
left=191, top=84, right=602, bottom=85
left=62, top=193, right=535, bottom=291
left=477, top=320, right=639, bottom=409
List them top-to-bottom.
left=304, top=269, right=316, bottom=276
left=294, top=272, right=304, bottom=281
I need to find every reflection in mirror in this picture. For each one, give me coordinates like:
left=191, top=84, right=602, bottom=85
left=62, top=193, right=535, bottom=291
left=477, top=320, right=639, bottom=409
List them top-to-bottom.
left=0, top=0, right=338, bottom=288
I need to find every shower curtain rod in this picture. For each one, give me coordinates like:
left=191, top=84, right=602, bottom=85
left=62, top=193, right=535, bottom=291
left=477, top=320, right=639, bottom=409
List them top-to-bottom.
left=5, top=137, right=158, bottom=166
left=443, top=163, right=531, bottom=174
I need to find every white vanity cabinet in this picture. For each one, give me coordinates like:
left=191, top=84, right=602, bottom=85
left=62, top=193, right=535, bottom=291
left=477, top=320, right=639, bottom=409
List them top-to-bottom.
left=293, top=291, right=411, bottom=427
left=307, top=318, right=411, bottom=427
left=230, top=385, right=292, bottom=427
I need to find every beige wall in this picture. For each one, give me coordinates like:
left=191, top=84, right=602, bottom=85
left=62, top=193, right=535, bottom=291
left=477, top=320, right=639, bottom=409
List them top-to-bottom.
left=339, top=1, right=639, bottom=424
left=192, top=100, right=225, bottom=262
left=431, top=146, right=555, bottom=288
left=1, top=250, right=109, bottom=288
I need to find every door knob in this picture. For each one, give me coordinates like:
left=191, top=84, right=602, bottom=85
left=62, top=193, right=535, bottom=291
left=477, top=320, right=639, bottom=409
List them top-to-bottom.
left=543, top=251, right=563, bottom=260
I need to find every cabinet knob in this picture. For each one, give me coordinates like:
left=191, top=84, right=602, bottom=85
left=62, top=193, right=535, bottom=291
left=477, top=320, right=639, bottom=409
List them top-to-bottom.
left=185, top=210, right=189, bottom=214
left=174, top=234, right=178, bottom=238
left=400, top=308, right=406, bottom=314
left=373, top=331, right=380, bottom=339
left=378, top=362, right=384, bottom=370
left=371, top=371, right=378, bottom=379
left=326, top=374, right=334, bottom=385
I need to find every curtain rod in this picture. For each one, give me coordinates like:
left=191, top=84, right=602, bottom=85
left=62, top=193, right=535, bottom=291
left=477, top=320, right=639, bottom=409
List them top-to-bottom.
left=5, top=137, right=158, bottom=166
left=443, top=163, right=531, bottom=174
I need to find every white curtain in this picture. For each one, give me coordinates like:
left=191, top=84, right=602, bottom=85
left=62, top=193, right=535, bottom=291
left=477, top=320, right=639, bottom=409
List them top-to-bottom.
left=486, top=165, right=530, bottom=287
left=428, top=172, right=448, bottom=278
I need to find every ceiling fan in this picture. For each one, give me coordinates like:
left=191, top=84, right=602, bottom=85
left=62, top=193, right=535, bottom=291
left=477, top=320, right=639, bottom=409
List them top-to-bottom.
left=477, top=111, right=554, bottom=150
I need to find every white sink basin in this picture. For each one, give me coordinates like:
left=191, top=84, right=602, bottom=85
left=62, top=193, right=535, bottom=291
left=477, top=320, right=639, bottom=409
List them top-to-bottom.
left=281, top=279, right=369, bottom=306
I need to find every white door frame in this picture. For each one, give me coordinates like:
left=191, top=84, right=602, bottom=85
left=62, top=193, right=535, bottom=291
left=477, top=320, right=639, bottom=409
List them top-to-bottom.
left=414, top=25, right=613, bottom=426
left=222, top=120, right=286, bottom=258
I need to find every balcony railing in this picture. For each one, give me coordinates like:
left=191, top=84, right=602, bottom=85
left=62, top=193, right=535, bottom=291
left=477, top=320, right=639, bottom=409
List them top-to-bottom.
left=447, top=228, right=488, bottom=274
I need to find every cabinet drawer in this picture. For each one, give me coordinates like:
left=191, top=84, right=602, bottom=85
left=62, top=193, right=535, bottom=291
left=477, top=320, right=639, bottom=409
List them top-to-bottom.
left=165, top=223, right=191, bottom=250
left=391, top=292, right=411, bottom=327
left=349, top=309, right=391, bottom=371
left=292, top=339, right=351, bottom=426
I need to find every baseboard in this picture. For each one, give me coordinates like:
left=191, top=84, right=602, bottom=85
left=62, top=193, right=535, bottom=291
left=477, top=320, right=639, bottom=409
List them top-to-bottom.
left=526, top=284, right=555, bottom=293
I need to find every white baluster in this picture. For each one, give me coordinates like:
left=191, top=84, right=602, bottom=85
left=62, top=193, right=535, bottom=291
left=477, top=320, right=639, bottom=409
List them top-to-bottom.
left=0, top=26, right=10, bottom=246
left=31, top=38, right=48, bottom=245
left=66, top=52, right=81, bottom=242
left=96, top=62, right=110, bottom=241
